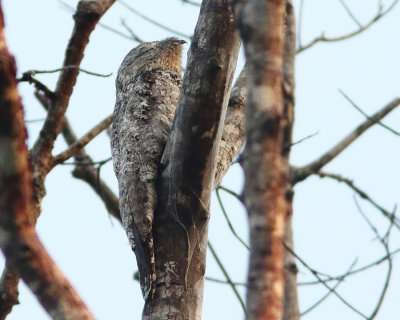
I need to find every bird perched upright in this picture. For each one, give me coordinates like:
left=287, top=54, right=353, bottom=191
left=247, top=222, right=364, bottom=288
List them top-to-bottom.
left=111, top=38, right=185, bottom=300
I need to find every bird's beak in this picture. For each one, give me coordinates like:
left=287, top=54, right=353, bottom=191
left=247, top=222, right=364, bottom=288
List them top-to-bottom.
left=178, top=40, right=187, bottom=44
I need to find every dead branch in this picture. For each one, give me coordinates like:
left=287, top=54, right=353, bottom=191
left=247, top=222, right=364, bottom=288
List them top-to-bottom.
left=297, top=0, right=399, bottom=54
left=291, top=98, right=400, bottom=184
left=52, top=115, right=112, bottom=167
left=316, top=171, right=400, bottom=229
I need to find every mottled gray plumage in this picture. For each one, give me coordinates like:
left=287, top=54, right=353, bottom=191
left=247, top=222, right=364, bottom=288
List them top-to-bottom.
left=111, top=38, right=185, bottom=300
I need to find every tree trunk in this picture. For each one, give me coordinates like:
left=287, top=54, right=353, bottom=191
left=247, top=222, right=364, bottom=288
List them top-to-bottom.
left=142, top=0, right=240, bottom=318
left=233, top=0, right=289, bottom=319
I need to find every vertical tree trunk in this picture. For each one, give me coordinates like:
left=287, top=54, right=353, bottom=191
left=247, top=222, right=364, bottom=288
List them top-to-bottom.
left=142, top=0, right=240, bottom=319
left=234, top=0, right=288, bottom=319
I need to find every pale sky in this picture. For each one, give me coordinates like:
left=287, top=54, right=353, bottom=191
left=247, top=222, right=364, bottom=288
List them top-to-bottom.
left=1, top=0, right=400, bottom=319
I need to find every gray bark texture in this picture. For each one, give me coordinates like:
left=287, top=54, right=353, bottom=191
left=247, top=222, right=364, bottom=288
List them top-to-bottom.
left=143, top=0, right=240, bottom=318
left=111, top=38, right=185, bottom=300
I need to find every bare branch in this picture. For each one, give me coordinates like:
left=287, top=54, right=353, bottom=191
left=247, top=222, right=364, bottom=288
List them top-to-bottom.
left=30, top=0, right=116, bottom=171
left=117, top=0, right=192, bottom=40
left=297, top=0, right=399, bottom=54
left=339, top=0, right=362, bottom=27
left=120, top=19, right=143, bottom=43
left=17, top=72, right=56, bottom=99
left=339, top=89, right=400, bottom=136
left=35, top=92, right=120, bottom=222
left=291, top=98, right=400, bottom=184
left=52, top=115, right=112, bottom=166
left=316, top=171, right=400, bottom=229
left=215, top=189, right=248, bottom=250
left=208, top=242, right=246, bottom=312
left=285, top=245, right=369, bottom=319
left=300, top=259, right=357, bottom=316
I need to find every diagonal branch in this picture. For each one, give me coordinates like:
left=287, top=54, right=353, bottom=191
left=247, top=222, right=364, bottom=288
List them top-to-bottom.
left=297, top=0, right=399, bottom=54
left=35, top=92, right=120, bottom=222
left=291, top=98, right=400, bottom=184
left=52, top=115, right=112, bottom=167
left=316, top=171, right=400, bottom=229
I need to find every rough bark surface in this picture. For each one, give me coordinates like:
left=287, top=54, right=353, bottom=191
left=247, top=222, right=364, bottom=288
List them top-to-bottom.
left=143, top=0, right=240, bottom=318
left=234, top=0, right=288, bottom=319
left=0, top=3, right=94, bottom=318
left=111, top=38, right=184, bottom=301
left=0, top=267, right=19, bottom=319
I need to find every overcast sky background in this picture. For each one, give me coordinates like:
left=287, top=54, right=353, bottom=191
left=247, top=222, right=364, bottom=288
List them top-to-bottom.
left=1, top=0, right=400, bottom=319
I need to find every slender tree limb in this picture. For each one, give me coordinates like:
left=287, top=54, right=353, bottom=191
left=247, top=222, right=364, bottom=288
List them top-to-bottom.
left=30, top=0, right=116, bottom=184
left=118, top=0, right=192, bottom=40
left=297, top=0, right=399, bottom=54
left=339, top=0, right=362, bottom=27
left=0, top=6, right=93, bottom=317
left=120, top=19, right=143, bottom=43
left=17, top=72, right=56, bottom=100
left=339, top=89, right=400, bottom=136
left=35, top=92, right=121, bottom=222
left=291, top=98, right=400, bottom=184
left=52, top=115, right=112, bottom=167
left=316, top=171, right=400, bottom=229
left=215, top=189, right=249, bottom=250
left=354, top=199, right=394, bottom=320
left=208, top=242, right=246, bottom=312
left=285, top=245, right=369, bottom=319
left=298, top=247, right=400, bottom=286
left=300, top=259, right=357, bottom=316
left=205, top=276, right=246, bottom=286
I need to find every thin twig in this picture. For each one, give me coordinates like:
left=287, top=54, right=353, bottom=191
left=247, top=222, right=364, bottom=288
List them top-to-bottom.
left=117, top=0, right=192, bottom=40
left=181, top=0, right=201, bottom=7
left=297, top=0, right=399, bottom=54
left=339, top=0, right=362, bottom=27
left=120, top=19, right=143, bottom=43
left=99, top=22, right=134, bottom=41
left=26, top=66, right=112, bottom=78
left=17, top=72, right=55, bottom=99
left=339, top=89, right=400, bottom=136
left=291, top=98, right=400, bottom=184
left=52, top=115, right=112, bottom=167
left=283, top=130, right=319, bottom=151
left=316, top=171, right=400, bottom=230
left=218, top=185, right=241, bottom=200
left=215, top=189, right=249, bottom=250
left=353, top=198, right=394, bottom=320
left=208, top=241, right=246, bottom=312
left=285, top=244, right=369, bottom=319
left=298, top=247, right=400, bottom=286
left=300, top=258, right=358, bottom=316
left=206, top=276, right=246, bottom=286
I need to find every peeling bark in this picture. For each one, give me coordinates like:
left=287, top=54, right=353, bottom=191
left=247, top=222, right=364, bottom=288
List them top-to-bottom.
left=233, top=0, right=288, bottom=319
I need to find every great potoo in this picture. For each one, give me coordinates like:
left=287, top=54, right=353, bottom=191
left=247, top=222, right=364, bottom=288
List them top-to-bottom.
left=111, top=38, right=185, bottom=300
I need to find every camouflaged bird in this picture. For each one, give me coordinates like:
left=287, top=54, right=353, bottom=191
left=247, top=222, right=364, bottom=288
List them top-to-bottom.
left=111, top=38, right=185, bottom=300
